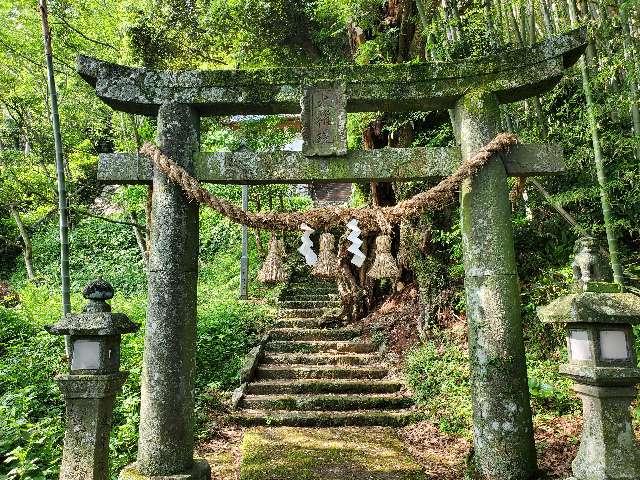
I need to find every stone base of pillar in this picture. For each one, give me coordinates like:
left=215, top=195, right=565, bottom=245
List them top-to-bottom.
left=119, top=459, right=211, bottom=480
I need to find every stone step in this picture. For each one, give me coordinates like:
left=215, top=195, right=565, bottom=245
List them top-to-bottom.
left=286, top=280, right=337, bottom=286
left=286, top=280, right=336, bottom=287
left=282, top=286, right=338, bottom=295
left=279, top=294, right=339, bottom=301
left=279, top=300, right=340, bottom=309
left=279, top=308, right=326, bottom=318
left=273, top=318, right=333, bottom=328
left=269, top=328, right=360, bottom=341
left=266, top=340, right=377, bottom=354
left=263, top=352, right=380, bottom=366
left=256, top=365, right=388, bottom=380
left=246, top=379, right=404, bottom=395
left=241, top=393, right=413, bottom=411
left=230, top=409, right=419, bottom=427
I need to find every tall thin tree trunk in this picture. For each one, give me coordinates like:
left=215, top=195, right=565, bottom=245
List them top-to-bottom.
left=39, top=0, right=72, bottom=356
left=485, top=0, right=498, bottom=47
left=540, top=0, right=555, bottom=34
left=551, top=0, right=564, bottom=32
left=568, top=0, right=625, bottom=288
left=619, top=0, right=640, bottom=161
left=509, top=2, right=548, bottom=135
left=10, top=206, right=35, bottom=280
left=130, top=211, right=149, bottom=268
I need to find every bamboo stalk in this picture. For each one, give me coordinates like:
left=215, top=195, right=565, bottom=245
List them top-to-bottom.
left=39, top=0, right=72, bottom=356
left=567, top=0, right=625, bottom=288
left=619, top=0, right=640, bottom=161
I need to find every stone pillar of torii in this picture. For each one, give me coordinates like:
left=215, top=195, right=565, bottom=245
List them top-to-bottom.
left=79, top=28, right=586, bottom=480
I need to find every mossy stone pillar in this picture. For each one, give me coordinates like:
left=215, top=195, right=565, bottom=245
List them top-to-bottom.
left=456, top=91, right=536, bottom=479
left=121, top=103, right=210, bottom=479
left=57, top=375, right=126, bottom=480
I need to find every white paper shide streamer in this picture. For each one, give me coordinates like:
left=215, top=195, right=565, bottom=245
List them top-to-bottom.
left=346, top=219, right=366, bottom=267
left=298, top=223, right=318, bottom=266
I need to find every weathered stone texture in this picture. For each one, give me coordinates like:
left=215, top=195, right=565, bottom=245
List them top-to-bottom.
left=77, top=29, right=585, bottom=116
left=301, top=84, right=347, bottom=156
left=457, top=91, right=536, bottom=479
left=135, top=103, right=206, bottom=477
left=97, top=143, right=564, bottom=185
left=538, top=292, right=640, bottom=325
left=46, top=312, right=137, bottom=336
left=57, top=373, right=127, bottom=480
left=572, top=384, right=640, bottom=480
left=119, top=459, right=211, bottom=480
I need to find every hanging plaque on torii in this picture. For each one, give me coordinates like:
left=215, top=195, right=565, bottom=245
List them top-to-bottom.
left=78, top=28, right=587, bottom=480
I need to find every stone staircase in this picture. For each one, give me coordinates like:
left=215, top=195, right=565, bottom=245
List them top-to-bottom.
left=231, top=276, right=416, bottom=427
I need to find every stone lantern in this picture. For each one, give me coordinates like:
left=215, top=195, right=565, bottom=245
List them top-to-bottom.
left=538, top=248, right=640, bottom=480
left=46, top=279, right=139, bottom=480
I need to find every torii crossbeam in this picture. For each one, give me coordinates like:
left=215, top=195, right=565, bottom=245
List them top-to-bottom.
left=80, top=29, right=586, bottom=480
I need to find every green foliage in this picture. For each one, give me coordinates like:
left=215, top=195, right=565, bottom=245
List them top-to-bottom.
left=1, top=207, right=278, bottom=479
left=11, top=217, right=145, bottom=295
left=0, top=298, right=66, bottom=480
left=405, top=336, right=472, bottom=435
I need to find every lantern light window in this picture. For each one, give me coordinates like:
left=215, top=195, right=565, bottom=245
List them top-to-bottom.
left=569, top=329, right=592, bottom=361
left=600, top=330, right=629, bottom=361
left=72, top=339, right=101, bottom=370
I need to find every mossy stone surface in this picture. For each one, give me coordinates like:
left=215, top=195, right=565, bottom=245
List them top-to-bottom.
left=77, top=29, right=585, bottom=116
left=457, top=92, right=536, bottom=480
left=136, top=103, right=203, bottom=477
left=98, top=143, right=564, bottom=186
left=538, top=292, right=640, bottom=325
left=57, top=374, right=127, bottom=480
left=571, top=384, right=640, bottom=480
left=239, top=427, right=426, bottom=480
left=119, top=459, right=211, bottom=480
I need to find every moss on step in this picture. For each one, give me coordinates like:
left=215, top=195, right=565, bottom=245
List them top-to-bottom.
left=266, top=340, right=376, bottom=353
left=246, top=379, right=403, bottom=395
left=242, top=393, right=413, bottom=411
left=230, top=409, right=421, bottom=427
left=239, top=427, right=426, bottom=480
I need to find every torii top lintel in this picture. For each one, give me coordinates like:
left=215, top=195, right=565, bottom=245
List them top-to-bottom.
left=78, top=29, right=586, bottom=117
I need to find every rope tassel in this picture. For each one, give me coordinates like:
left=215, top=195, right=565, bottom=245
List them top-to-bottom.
left=313, top=233, right=338, bottom=278
left=258, top=235, right=288, bottom=284
left=367, top=235, right=399, bottom=280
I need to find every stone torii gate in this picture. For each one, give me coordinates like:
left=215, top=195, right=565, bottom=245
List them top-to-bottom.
left=80, top=29, right=586, bottom=480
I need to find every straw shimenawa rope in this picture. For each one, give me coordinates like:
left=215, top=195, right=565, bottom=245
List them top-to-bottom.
left=139, top=133, right=517, bottom=233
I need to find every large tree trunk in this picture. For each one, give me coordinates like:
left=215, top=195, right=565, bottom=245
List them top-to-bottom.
left=10, top=206, right=35, bottom=280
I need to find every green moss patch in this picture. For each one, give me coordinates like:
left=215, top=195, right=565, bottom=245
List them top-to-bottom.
left=239, top=427, right=426, bottom=480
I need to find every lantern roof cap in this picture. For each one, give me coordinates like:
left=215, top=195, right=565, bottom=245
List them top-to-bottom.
left=45, top=279, right=139, bottom=336
left=538, top=292, right=640, bottom=325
